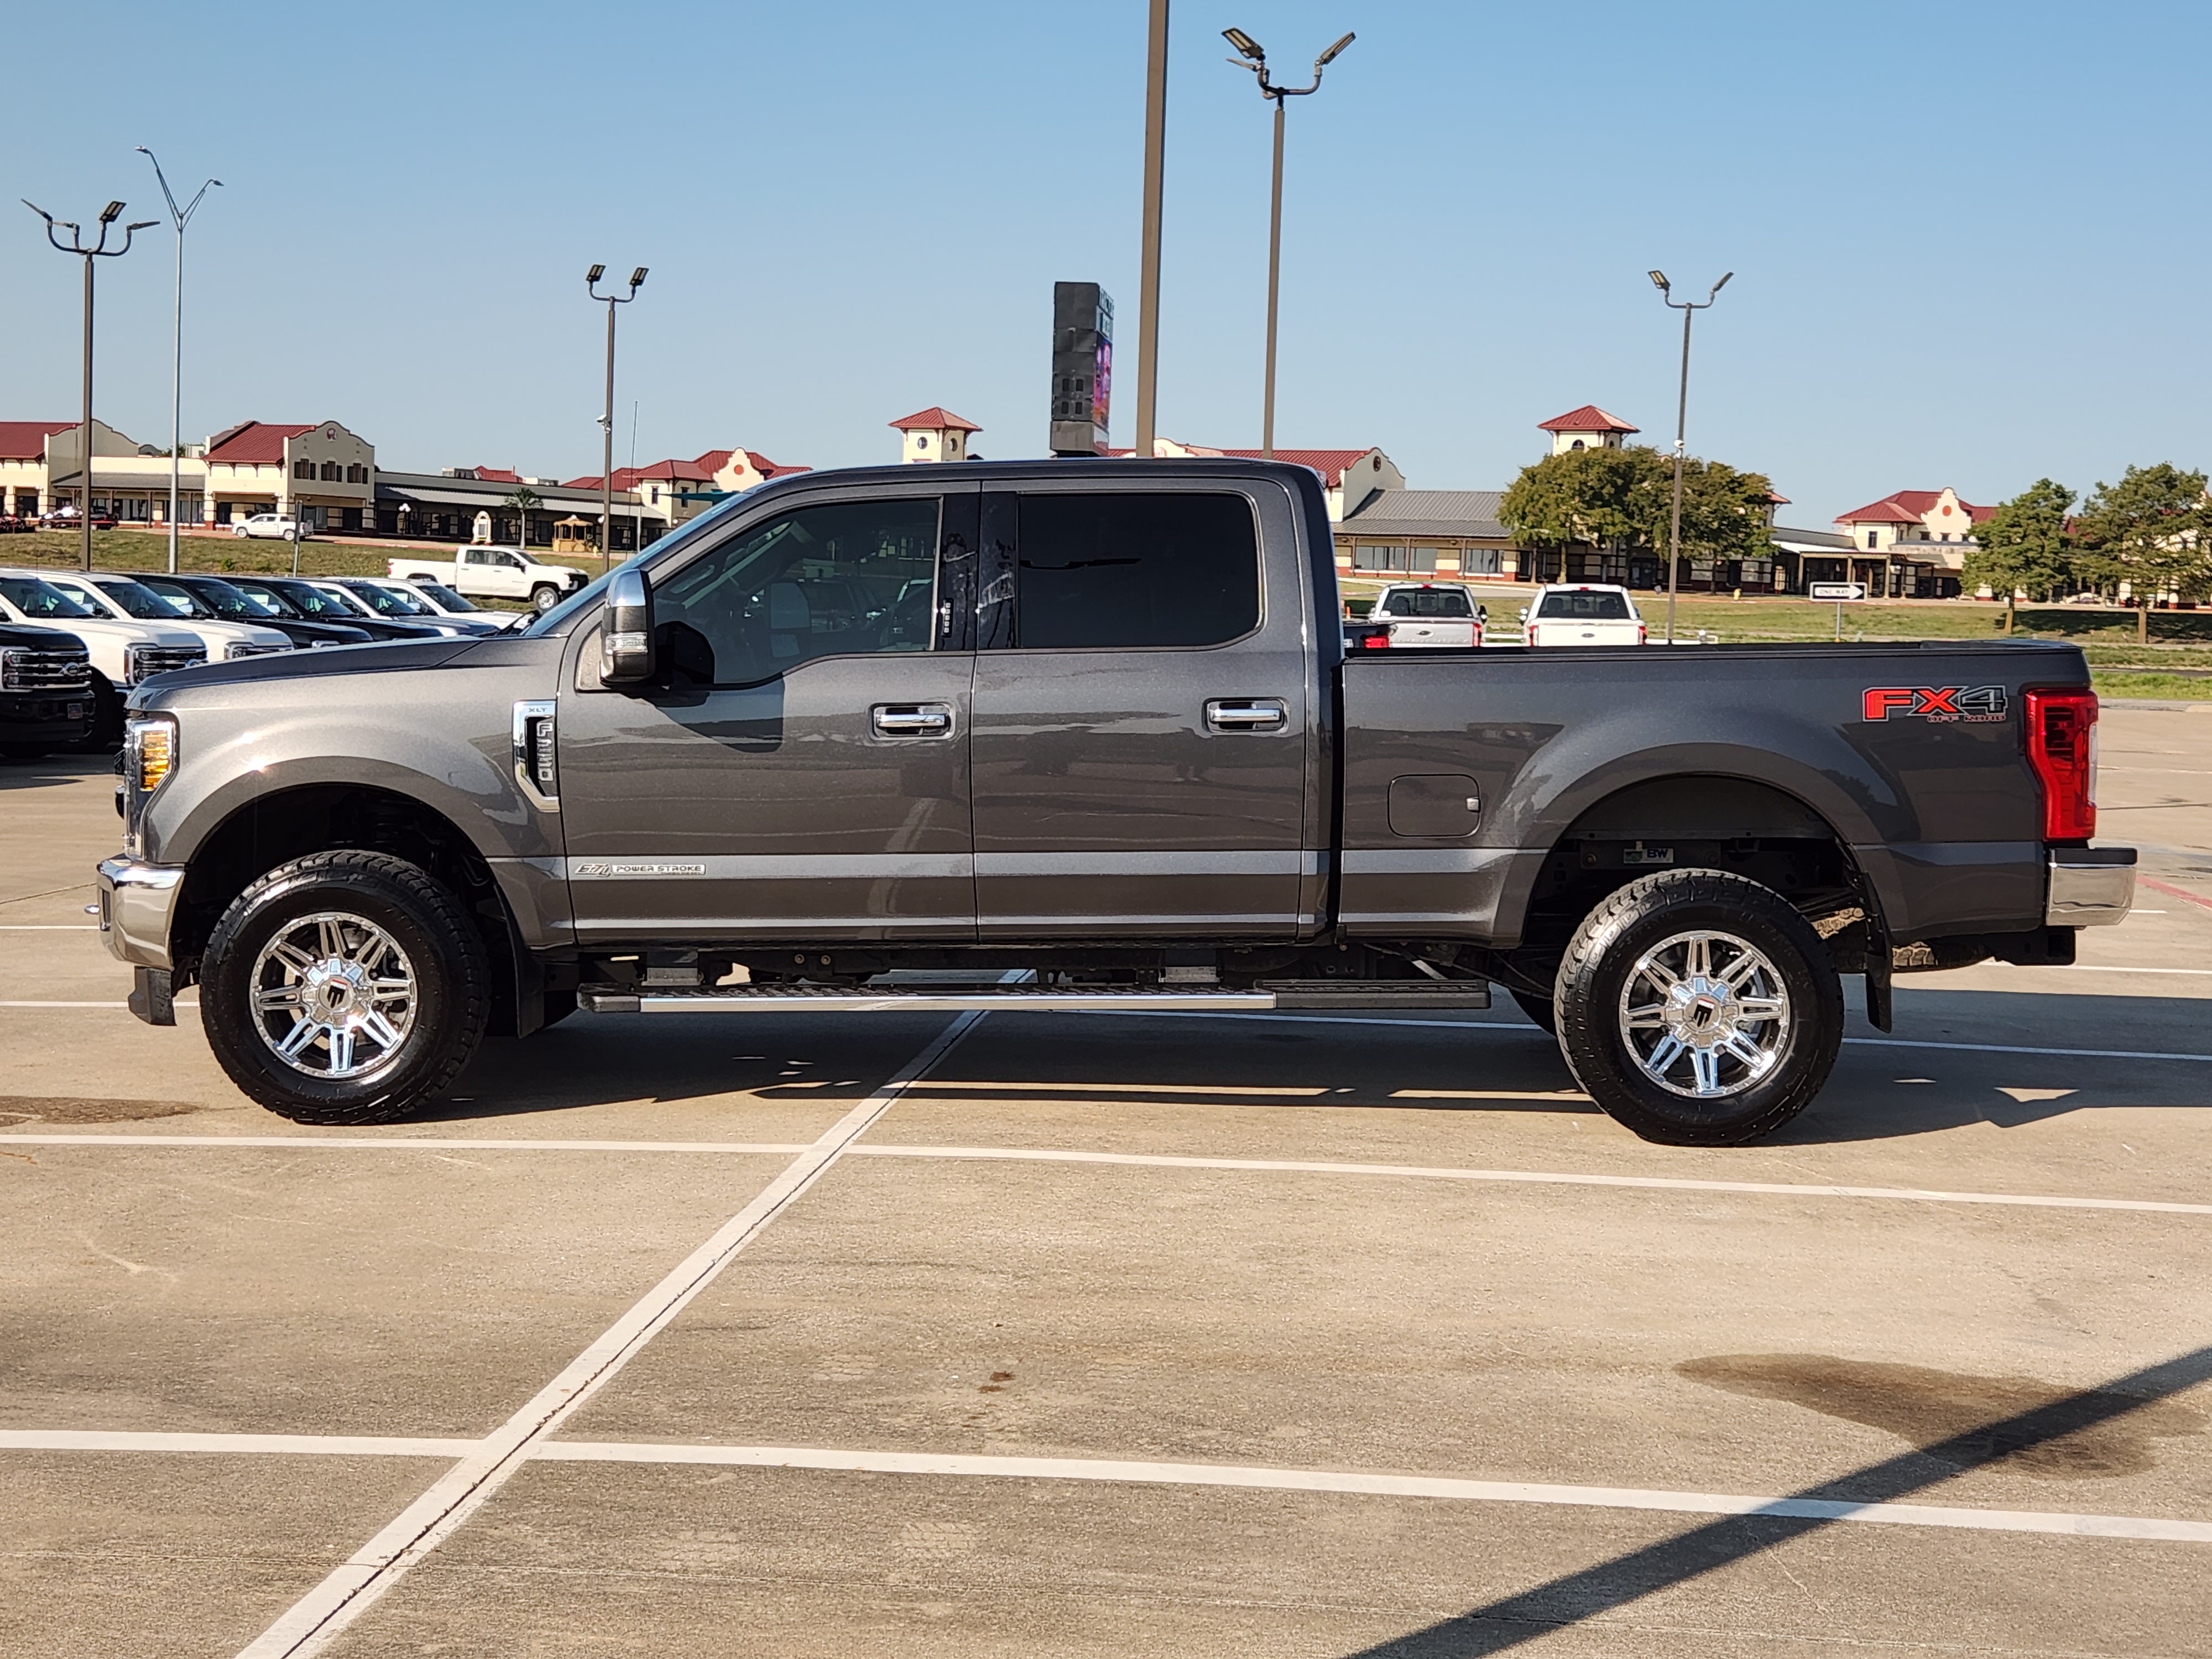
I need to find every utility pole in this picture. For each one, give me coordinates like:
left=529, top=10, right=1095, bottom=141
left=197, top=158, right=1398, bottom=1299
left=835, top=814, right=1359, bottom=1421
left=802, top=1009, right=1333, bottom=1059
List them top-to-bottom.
left=1132, top=0, right=1170, bottom=461
left=1224, top=27, right=1354, bottom=458
left=137, top=149, right=221, bottom=574
left=24, top=198, right=155, bottom=571
left=585, top=264, right=646, bottom=565
left=1648, top=269, right=1732, bottom=644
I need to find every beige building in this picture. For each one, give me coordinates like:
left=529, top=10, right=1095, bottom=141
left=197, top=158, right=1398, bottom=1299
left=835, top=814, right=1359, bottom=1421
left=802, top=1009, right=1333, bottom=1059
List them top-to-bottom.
left=1536, top=404, right=1639, bottom=456
left=890, top=407, right=982, bottom=463
left=1, top=418, right=204, bottom=523
left=202, top=420, right=376, bottom=531
left=1829, top=488, right=1986, bottom=598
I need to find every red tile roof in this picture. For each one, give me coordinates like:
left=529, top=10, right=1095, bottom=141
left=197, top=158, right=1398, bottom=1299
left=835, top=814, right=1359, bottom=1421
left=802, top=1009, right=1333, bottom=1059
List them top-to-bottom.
left=1538, top=404, right=1639, bottom=435
left=889, top=406, right=982, bottom=432
left=0, top=421, right=74, bottom=460
left=205, top=421, right=318, bottom=464
left=692, top=448, right=812, bottom=481
left=1213, top=448, right=1384, bottom=489
left=468, top=466, right=521, bottom=484
left=1836, top=489, right=1990, bottom=525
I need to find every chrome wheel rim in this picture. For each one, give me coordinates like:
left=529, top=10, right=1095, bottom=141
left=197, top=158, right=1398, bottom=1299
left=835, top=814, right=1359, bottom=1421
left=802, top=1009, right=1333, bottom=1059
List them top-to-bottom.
left=249, top=911, right=418, bottom=1081
left=1619, top=929, right=1791, bottom=1100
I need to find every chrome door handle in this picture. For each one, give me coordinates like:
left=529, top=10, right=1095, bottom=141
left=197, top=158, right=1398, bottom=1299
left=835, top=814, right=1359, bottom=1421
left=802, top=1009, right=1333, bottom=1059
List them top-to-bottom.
left=1204, top=697, right=1288, bottom=732
left=872, top=702, right=954, bottom=738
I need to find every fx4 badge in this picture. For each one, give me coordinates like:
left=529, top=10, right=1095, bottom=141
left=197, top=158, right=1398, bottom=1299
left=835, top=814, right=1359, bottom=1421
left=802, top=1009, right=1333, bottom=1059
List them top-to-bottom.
left=1862, top=685, right=2008, bottom=723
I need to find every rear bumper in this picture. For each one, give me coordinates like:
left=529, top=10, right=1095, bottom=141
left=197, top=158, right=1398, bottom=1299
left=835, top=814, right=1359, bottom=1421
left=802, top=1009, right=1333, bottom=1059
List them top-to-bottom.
left=2047, top=846, right=2135, bottom=927
left=97, top=854, right=185, bottom=968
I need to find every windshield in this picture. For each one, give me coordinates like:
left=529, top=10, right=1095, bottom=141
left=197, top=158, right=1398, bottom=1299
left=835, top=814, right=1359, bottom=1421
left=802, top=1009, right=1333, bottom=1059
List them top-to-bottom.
left=0, top=575, right=97, bottom=619
left=90, top=576, right=193, bottom=621
left=138, top=577, right=217, bottom=619
left=175, top=577, right=276, bottom=620
left=230, top=580, right=302, bottom=618
left=255, top=580, right=357, bottom=620
left=414, top=581, right=479, bottom=612
left=345, top=582, right=431, bottom=617
left=309, top=585, right=375, bottom=616
left=1379, top=587, right=1473, bottom=618
left=1538, top=591, right=1632, bottom=620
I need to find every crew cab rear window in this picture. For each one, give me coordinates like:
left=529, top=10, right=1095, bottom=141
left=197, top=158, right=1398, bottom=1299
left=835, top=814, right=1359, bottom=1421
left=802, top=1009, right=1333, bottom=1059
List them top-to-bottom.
left=1015, top=492, right=1258, bottom=649
left=654, top=497, right=940, bottom=685
left=1380, top=588, right=1472, bottom=618
left=1537, top=591, right=1631, bottom=620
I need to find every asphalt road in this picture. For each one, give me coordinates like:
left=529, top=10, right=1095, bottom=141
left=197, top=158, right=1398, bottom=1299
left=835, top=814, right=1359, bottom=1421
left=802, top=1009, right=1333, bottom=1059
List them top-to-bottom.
left=2, top=708, right=2208, bottom=1658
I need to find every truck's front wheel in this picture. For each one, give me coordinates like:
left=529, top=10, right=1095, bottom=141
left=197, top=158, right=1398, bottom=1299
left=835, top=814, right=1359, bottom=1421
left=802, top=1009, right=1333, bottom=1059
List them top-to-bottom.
left=530, top=583, right=560, bottom=613
left=200, top=851, right=489, bottom=1125
left=1555, top=868, right=1841, bottom=1146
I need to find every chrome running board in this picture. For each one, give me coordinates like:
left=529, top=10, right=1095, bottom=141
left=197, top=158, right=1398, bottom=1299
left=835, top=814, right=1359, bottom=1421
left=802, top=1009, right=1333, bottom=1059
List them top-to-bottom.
left=580, top=982, right=1488, bottom=1015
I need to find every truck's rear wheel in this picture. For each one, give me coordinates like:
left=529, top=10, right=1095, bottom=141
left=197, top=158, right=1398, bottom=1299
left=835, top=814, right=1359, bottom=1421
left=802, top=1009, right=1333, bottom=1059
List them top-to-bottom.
left=530, top=583, right=560, bottom=613
left=200, top=851, right=489, bottom=1125
left=1556, top=868, right=1840, bottom=1145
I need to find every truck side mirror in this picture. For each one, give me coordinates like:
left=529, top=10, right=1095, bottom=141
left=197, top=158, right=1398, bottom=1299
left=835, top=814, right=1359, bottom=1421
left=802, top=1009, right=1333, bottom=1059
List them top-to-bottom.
left=600, top=566, right=657, bottom=685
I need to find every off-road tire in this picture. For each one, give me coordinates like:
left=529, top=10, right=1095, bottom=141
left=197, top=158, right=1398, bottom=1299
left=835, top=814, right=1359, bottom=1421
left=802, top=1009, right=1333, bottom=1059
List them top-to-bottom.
left=200, top=850, right=489, bottom=1125
left=1556, top=867, right=1841, bottom=1146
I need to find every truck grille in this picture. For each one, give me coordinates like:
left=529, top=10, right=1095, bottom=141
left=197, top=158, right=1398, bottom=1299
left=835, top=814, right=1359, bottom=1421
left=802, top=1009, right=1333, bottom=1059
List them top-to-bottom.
left=224, top=641, right=294, bottom=660
left=124, top=644, right=207, bottom=684
left=0, top=648, right=93, bottom=692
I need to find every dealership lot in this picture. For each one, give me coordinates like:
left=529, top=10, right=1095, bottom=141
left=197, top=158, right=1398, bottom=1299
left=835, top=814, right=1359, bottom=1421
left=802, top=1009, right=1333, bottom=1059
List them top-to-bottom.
left=2, top=708, right=2209, bottom=1658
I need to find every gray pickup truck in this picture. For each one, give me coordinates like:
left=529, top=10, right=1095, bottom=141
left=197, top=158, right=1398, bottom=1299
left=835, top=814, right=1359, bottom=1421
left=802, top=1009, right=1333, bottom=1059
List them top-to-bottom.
left=98, top=460, right=2134, bottom=1144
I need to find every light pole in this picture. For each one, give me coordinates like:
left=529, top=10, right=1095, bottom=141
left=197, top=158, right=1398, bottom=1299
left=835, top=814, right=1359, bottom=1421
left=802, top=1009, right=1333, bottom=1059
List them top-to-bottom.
left=1132, top=0, right=1170, bottom=460
left=1224, top=26, right=1353, bottom=459
left=136, top=148, right=221, bottom=575
left=23, top=198, right=156, bottom=571
left=585, top=264, right=646, bottom=566
left=1648, top=268, right=1731, bottom=644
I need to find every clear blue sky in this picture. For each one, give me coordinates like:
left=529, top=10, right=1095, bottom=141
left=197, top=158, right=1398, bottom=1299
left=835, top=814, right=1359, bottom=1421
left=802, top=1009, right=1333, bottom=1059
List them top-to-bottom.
left=4, top=1, right=2204, bottom=524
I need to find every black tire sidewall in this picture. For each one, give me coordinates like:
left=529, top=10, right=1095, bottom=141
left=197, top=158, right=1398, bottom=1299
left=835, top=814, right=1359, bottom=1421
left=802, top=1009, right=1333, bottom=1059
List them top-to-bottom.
left=531, top=585, right=558, bottom=612
left=201, top=855, right=484, bottom=1125
left=1559, top=873, right=1841, bottom=1144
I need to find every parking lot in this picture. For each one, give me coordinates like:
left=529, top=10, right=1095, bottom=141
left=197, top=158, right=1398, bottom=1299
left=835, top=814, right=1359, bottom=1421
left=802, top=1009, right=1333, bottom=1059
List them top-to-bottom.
left=3, top=706, right=2209, bottom=1658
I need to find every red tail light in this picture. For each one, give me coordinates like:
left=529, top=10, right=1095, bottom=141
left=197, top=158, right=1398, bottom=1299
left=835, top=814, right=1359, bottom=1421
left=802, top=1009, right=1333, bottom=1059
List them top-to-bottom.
left=1361, top=630, right=1390, bottom=650
left=2025, top=686, right=2097, bottom=841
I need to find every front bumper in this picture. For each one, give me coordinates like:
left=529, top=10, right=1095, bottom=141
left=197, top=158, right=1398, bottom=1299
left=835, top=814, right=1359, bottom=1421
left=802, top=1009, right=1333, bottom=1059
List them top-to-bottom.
left=2047, top=847, right=2135, bottom=927
left=97, top=854, right=186, bottom=968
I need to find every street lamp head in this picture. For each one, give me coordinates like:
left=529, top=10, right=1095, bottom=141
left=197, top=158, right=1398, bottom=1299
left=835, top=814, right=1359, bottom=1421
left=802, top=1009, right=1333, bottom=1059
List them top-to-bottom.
left=1223, top=27, right=1266, bottom=62
left=1314, top=31, right=1355, bottom=69
left=134, top=145, right=152, bottom=156
left=22, top=199, right=55, bottom=227
left=99, top=201, right=125, bottom=224
left=127, top=221, right=158, bottom=233
left=585, top=263, right=606, bottom=285
left=628, top=267, right=648, bottom=289
left=1648, top=269, right=1670, bottom=292
left=1710, top=270, right=1734, bottom=295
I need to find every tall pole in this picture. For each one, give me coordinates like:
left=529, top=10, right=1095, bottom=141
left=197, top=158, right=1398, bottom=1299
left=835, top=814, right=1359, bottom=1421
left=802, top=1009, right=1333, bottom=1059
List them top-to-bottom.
left=1132, top=0, right=1168, bottom=461
left=1223, top=29, right=1353, bottom=463
left=1262, top=94, right=1285, bottom=458
left=138, top=150, right=221, bottom=575
left=80, top=251, right=95, bottom=572
left=586, top=264, right=645, bottom=567
left=1647, top=269, right=1731, bottom=645
left=1666, top=301, right=1692, bottom=646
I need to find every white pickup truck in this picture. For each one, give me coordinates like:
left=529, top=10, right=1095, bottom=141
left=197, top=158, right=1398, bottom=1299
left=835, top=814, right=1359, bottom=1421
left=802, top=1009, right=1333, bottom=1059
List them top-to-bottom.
left=386, top=545, right=591, bottom=614
left=1366, top=582, right=1485, bottom=648
left=1520, top=583, right=1649, bottom=647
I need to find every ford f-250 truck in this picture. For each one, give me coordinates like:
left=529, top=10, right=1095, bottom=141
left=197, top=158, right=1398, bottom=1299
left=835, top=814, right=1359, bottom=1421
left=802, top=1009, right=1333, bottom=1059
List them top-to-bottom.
left=98, top=460, right=2134, bottom=1145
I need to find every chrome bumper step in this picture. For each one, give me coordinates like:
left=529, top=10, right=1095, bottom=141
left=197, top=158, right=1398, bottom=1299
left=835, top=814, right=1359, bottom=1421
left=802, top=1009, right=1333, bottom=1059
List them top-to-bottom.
left=580, top=982, right=1488, bottom=1016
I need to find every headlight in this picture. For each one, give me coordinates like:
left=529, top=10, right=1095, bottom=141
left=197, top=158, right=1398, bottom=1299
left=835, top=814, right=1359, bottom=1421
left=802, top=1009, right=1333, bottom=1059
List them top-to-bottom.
left=126, top=712, right=178, bottom=794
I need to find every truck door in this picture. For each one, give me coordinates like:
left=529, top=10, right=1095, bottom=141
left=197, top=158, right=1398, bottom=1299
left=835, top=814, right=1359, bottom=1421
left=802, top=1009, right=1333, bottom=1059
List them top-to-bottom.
left=966, top=480, right=1317, bottom=940
left=557, top=481, right=977, bottom=943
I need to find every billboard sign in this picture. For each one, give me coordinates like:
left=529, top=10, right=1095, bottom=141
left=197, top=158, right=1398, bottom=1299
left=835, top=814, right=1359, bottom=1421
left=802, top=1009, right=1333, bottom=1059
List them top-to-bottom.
left=1050, top=281, right=1113, bottom=456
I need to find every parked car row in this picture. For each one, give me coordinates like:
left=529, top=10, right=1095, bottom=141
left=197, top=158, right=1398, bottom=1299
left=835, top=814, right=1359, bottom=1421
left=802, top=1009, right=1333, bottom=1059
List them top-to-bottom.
left=0, top=563, right=527, bottom=757
left=1345, top=583, right=1655, bottom=650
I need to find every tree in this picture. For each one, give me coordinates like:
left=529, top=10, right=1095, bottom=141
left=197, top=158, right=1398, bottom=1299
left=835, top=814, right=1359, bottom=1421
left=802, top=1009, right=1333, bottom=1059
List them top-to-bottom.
left=1500, top=445, right=1775, bottom=572
left=2072, top=463, right=2210, bottom=602
left=1966, top=478, right=2075, bottom=602
left=503, top=487, right=540, bottom=550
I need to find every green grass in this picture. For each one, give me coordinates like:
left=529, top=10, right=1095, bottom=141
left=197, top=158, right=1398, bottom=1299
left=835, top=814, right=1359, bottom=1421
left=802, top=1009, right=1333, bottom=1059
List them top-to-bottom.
left=2091, top=670, right=2212, bottom=702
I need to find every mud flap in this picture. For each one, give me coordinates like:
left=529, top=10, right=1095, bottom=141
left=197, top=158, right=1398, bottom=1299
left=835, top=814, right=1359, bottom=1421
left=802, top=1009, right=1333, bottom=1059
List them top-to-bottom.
left=129, top=966, right=176, bottom=1027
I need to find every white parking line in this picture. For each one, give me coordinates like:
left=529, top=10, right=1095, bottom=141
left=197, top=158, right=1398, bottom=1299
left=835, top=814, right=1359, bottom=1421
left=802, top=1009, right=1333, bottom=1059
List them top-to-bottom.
left=0, top=925, right=100, bottom=930
left=233, top=1010, right=992, bottom=1659
left=6, top=1132, right=2202, bottom=1216
left=1, top=1427, right=2201, bottom=1546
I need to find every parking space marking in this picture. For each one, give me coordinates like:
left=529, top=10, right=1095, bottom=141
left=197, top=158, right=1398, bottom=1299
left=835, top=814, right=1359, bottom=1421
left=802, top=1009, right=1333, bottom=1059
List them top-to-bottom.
left=0, top=924, right=100, bottom=930
left=233, top=1009, right=992, bottom=1659
left=9, top=1133, right=2199, bottom=1217
left=844, top=1145, right=2212, bottom=1215
left=0, top=1430, right=475, bottom=1457
left=4, top=1430, right=2203, bottom=1545
left=533, top=1442, right=2212, bottom=1545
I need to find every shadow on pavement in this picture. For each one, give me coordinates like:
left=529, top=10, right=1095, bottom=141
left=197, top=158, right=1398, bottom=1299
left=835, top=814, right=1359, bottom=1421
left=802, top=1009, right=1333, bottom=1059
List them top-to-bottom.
left=0, top=753, right=111, bottom=790
left=416, top=988, right=2209, bottom=1138
left=1340, top=1344, right=2212, bottom=1657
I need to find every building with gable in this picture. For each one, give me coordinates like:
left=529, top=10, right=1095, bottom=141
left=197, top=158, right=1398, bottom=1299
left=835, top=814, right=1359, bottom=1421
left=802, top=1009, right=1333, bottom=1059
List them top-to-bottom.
left=1536, top=405, right=1639, bottom=456
left=890, top=407, right=982, bottom=463
left=1823, top=488, right=1989, bottom=597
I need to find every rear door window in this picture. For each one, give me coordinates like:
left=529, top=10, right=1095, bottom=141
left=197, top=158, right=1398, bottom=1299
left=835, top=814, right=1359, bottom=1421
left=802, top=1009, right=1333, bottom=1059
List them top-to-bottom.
left=1012, top=492, right=1259, bottom=649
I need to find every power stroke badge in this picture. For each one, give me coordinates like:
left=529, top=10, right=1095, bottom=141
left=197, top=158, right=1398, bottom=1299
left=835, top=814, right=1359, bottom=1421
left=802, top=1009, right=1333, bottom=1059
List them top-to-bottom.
left=1861, top=685, right=2008, bottom=723
left=571, top=861, right=708, bottom=878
